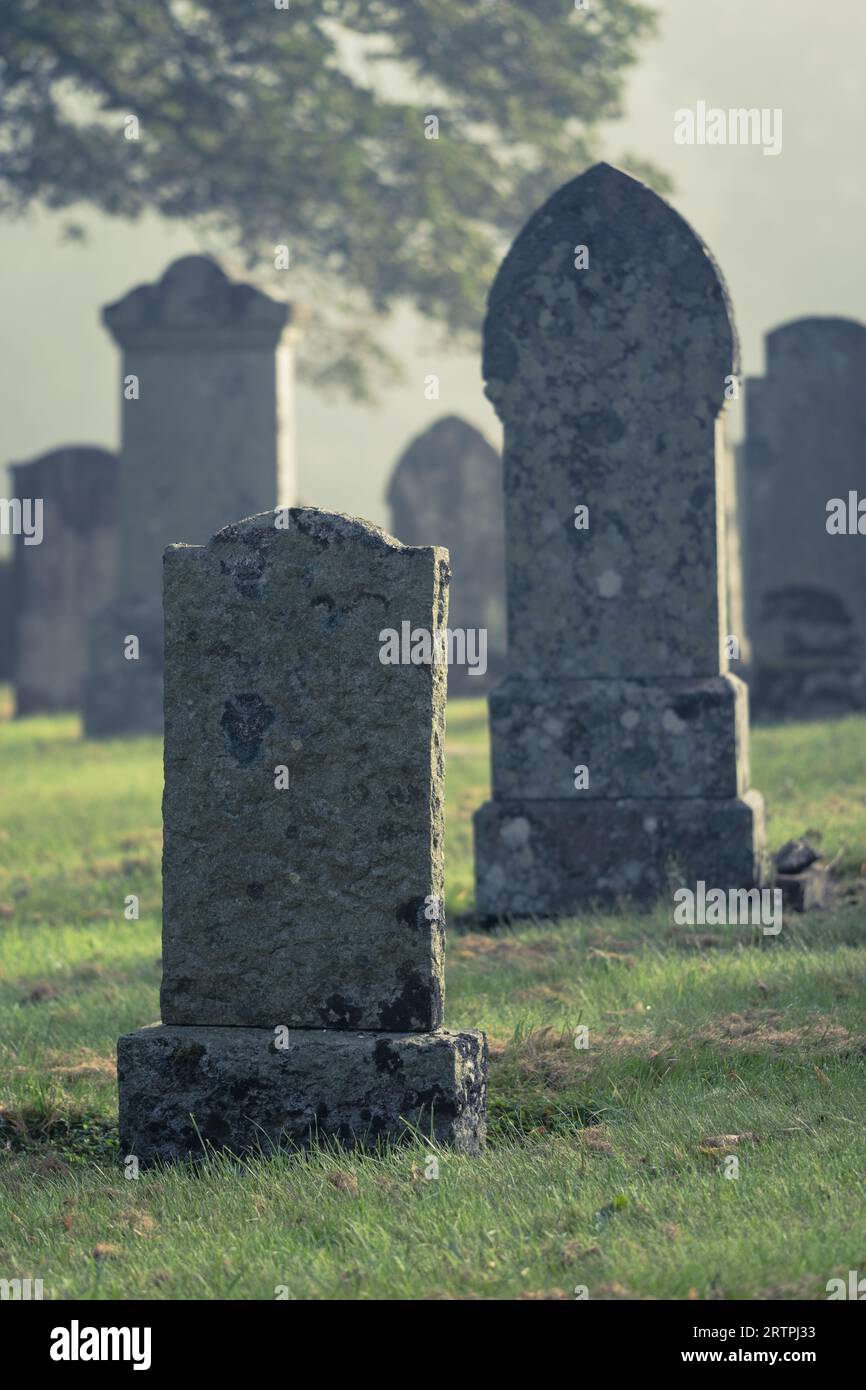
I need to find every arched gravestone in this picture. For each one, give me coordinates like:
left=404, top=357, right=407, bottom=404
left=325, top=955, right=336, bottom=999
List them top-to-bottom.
left=474, top=163, right=765, bottom=913
left=84, top=255, right=296, bottom=737
left=743, top=318, right=866, bottom=719
left=387, top=416, right=506, bottom=693
left=10, top=446, right=117, bottom=714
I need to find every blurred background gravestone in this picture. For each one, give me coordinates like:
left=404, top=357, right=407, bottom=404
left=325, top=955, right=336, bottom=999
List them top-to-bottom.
left=474, top=163, right=765, bottom=913
left=84, top=255, right=296, bottom=736
left=742, top=317, right=866, bottom=720
left=387, top=416, right=506, bottom=695
left=10, top=446, right=118, bottom=715
left=0, top=559, right=13, bottom=686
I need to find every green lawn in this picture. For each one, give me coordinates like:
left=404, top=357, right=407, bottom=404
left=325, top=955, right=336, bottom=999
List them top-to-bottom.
left=2, top=698, right=866, bottom=1300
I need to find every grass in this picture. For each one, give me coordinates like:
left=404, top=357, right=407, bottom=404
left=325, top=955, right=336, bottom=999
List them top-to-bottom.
left=2, top=695, right=866, bottom=1300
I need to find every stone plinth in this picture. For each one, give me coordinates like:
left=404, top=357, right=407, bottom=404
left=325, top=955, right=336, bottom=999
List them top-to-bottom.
left=118, top=1025, right=487, bottom=1162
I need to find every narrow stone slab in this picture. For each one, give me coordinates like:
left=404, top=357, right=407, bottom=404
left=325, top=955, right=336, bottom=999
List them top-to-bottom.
left=742, top=317, right=866, bottom=718
left=10, top=446, right=117, bottom=714
left=161, top=509, right=450, bottom=1031
left=118, top=1025, right=487, bottom=1162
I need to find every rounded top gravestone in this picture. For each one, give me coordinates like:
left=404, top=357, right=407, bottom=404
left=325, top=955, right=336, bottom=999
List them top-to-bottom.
left=483, top=161, right=737, bottom=681
left=765, top=315, right=866, bottom=378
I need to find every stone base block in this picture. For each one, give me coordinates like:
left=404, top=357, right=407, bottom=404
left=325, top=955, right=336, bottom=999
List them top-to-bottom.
left=83, top=600, right=164, bottom=737
left=488, top=674, right=750, bottom=799
left=474, top=791, right=765, bottom=914
left=117, top=1024, right=487, bottom=1163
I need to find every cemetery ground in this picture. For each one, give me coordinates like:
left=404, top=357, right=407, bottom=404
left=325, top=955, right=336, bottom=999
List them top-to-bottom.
left=2, top=694, right=866, bottom=1301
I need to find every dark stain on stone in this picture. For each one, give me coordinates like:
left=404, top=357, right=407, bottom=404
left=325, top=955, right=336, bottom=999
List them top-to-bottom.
left=577, top=409, right=625, bottom=445
left=293, top=513, right=331, bottom=549
left=218, top=549, right=266, bottom=598
left=352, top=590, right=389, bottom=609
left=186, top=630, right=198, bottom=642
left=205, top=641, right=234, bottom=660
left=672, top=691, right=710, bottom=722
left=220, top=693, right=275, bottom=764
left=388, top=779, right=420, bottom=807
left=246, top=882, right=265, bottom=900
left=396, top=896, right=427, bottom=931
left=379, top=964, right=434, bottom=1031
left=317, top=993, right=364, bottom=1028
left=374, top=1039, right=404, bottom=1076
left=171, top=1040, right=207, bottom=1084
left=201, top=1112, right=231, bottom=1142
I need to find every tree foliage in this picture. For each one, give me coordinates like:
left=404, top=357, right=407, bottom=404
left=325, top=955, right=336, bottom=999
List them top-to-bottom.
left=0, top=0, right=664, bottom=395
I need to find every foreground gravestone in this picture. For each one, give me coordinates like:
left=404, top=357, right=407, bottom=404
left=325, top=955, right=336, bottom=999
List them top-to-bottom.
left=474, top=163, right=765, bottom=913
left=85, top=255, right=296, bottom=736
left=742, top=317, right=866, bottom=719
left=387, top=416, right=506, bottom=693
left=10, top=446, right=117, bottom=714
left=118, top=509, right=487, bottom=1161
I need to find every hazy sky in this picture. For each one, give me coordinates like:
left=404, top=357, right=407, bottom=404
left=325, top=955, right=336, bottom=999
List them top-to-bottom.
left=1, top=0, right=864, bottom=535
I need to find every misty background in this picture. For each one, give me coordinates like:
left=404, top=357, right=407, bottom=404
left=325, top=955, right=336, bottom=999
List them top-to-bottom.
left=1, top=0, right=864, bottom=539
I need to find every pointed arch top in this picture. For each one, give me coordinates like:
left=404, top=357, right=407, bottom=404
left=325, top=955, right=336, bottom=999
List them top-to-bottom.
left=483, top=163, right=737, bottom=431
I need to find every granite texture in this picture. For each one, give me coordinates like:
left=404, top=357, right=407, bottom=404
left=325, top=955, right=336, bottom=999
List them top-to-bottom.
left=483, top=161, right=735, bottom=682
left=473, top=163, right=765, bottom=912
left=743, top=317, right=866, bottom=719
left=160, top=509, right=451, bottom=1032
left=488, top=673, right=750, bottom=800
left=475, top=791, right=766, bottom=914
left=118, top=1024, right=487, bottom=1162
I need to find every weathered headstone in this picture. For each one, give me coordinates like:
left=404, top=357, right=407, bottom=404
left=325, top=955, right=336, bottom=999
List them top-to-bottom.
left=474, top=163, right=765, bottom=913
left=84, top=255, right=296, bottom=736
left=742, top=317, right=866, bottom=719
left=386, top=416, right=506, bottom=693
left=10, top=446, right=117, bottom=714
left=118, top=509, right=487, bottom=1161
